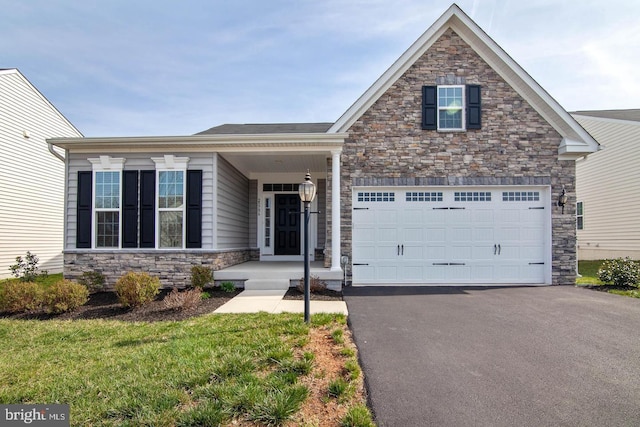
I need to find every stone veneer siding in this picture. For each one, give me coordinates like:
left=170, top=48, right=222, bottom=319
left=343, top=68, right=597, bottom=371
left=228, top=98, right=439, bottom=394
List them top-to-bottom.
left=326, top=28, right=576, bottom=285
left=64, top=249, right=258, bottom=290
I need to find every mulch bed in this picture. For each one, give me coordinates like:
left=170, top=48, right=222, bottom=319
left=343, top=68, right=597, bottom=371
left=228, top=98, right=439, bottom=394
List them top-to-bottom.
left=0, top=288, right=241, bottom=322
left=283, top=288, right=343, bottom=301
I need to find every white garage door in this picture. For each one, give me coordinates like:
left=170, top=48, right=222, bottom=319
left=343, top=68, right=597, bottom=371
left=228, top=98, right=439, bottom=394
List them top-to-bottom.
left=352, top=187, right=550, bottom=285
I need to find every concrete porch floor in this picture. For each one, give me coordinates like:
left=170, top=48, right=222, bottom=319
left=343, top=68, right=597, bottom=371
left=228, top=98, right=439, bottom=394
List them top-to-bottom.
left=215, top=261, right=344, bottom=283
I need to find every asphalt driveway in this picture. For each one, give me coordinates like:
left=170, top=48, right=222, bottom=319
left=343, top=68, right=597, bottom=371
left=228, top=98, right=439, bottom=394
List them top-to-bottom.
left=343, top=285, right=640, bottom=427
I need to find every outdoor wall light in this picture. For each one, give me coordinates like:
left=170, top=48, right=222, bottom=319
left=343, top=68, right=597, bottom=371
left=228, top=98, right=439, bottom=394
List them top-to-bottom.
left=299, top=171, right=316, bottom=323
left=557, top=185, right=568, bottom=214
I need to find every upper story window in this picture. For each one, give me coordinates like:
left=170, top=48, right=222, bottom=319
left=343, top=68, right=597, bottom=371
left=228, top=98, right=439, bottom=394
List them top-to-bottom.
left=422, top=84, right=481, bottom=131
left=438, top=86, right=464, bottom=130
left=89, top=156, right=125, bottom=248
left=577, top=202, right=584, bottom=230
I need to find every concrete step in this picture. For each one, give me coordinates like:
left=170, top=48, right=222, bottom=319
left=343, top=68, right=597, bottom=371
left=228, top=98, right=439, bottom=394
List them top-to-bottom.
left=244, top=279, right=290, bottom=291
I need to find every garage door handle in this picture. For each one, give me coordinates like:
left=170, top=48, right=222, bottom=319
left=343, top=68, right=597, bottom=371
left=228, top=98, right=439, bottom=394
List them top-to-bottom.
left=353, top=207, right=369, bottom=210
left=529, top=207, right=545, bottom=210
left=401, top=244, right=404, bottom=255
left=494, top=244, right=497, bottom=255
left=498, top=244, right=501, bottom=255
left=397, top=245, right=400, bottom=255
left=433, top=262, right=449, bottom=265
left=449, top=262, right=465, bottom=265
left=529, top=262, right=545, bottom=265
left=353, top=263, right=369, bottom=266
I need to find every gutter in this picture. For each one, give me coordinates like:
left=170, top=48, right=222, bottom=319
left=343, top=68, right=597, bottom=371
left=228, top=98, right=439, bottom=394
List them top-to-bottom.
left=48, top=142, right=65, bottom=162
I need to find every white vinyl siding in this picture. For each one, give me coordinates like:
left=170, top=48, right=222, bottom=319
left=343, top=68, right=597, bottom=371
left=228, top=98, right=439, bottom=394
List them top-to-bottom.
left=0, top=70, right=82, bottom=278
left=574, top=115, right=640, bottom=259
left=217, top=155, right=250, bottom=248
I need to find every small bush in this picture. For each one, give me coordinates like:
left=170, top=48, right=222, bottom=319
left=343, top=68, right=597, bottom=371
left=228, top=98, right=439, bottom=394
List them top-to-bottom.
left=9, top=251, right=47, bottom=282
left=597, top=258, right=640, bottom=287
left=191, top=265, right=213, bottom=289
left=78, top=271, right=106, bottom=293
left=115, top=272, right=160, bottom=308
left=296, top=275, right=327, bottom=293
left=44, top=280, right=89, bottom=314
left=0, top=281, right=43, bottom=313
left=220, top=281, right=236, bottom=293
left=163, top=287, right=202, bottom=311
left=201, top=291, right=211, bottom=299
left=328, top=377, right=351, bottom=399
left=340, top=404, right=375, bottom=427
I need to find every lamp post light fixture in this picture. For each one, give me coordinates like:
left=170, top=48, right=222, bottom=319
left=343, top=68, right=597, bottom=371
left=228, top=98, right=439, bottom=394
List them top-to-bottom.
left=299, top=171, right=316, bottom=323
left=557, top=185, right=568, bottom=214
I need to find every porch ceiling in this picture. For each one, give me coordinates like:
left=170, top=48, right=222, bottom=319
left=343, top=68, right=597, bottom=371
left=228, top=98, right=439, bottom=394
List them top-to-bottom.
left=221, top=152, right=329, bottom=176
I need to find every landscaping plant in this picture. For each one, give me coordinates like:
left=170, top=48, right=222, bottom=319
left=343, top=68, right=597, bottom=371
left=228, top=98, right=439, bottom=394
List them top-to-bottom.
left=8, top=251, right=47, bottom=282
left=597, top=258, right=640, bottom=287
left=190, top=265, right=213, bottom=288
left=78, top=271, right=106, bottom=293
left=115, top=271, right=160, bottom=307
left=296, top=274, right=327, bottom=293
left=44, top=280, right=89, bottom=314
left=0, top=281, right=43, bottom=313
left=220, top=281, right=236, bottom=293
left=163, top=287, right=202, bottom=311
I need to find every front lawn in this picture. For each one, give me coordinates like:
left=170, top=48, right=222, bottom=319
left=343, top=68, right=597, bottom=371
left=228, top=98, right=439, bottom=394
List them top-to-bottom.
left=577, top=260, right=640, bottom=298
left=0, top=313, right=373, bottom=426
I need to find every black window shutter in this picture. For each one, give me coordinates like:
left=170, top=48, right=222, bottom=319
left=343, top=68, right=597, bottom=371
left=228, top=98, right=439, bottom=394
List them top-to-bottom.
left=466, top=85, right=481, bottom=129
left=422, top=86, right=437, bottom=130
left=122, top=170, right=139, bottom=248
left=139, top=170, right=156, bottom=248
left=186, top=170, right=203, bottom=248
left=76, top=171, right=92, bottom=248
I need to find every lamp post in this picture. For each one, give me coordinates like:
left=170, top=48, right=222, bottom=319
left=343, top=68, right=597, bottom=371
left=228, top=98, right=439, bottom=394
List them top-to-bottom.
left=299, top=171, right=316, bottom=323
left=557, top=185, right=568, bottom=214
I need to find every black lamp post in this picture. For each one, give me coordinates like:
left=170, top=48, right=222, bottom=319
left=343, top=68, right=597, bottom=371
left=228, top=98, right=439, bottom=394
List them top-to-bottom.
left=298, top=171, right=316, bottom=323
left=557, top=185, right=568, bottom=214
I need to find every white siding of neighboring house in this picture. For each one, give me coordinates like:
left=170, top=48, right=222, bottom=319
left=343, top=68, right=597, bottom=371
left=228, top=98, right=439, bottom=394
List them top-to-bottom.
left=0, top=70, right=82, bottom=279
left=574, top=115, right=640, bottom=260
left=65, top=153, right=215, bottom=249
left=216, top=154, right=249, bottom=249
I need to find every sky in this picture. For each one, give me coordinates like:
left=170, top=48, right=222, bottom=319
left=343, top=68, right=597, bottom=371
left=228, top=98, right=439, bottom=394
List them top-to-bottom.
left=1, top=0, right=639, bottom=137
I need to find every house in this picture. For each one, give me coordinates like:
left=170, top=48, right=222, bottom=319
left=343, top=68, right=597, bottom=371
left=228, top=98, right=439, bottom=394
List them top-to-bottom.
left=49, top=4, right=598, bottom=288
left=0, top=69, right=83, bottom=279
left=572, top=110, right=640, bottom=260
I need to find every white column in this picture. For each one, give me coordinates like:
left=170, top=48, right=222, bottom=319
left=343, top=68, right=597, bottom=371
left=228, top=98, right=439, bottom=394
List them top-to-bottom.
left=331, top=149, right=342, bottom=271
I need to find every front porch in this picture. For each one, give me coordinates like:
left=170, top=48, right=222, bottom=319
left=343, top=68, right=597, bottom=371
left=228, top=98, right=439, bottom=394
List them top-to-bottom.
left=215, top=261, right=344, bottom=291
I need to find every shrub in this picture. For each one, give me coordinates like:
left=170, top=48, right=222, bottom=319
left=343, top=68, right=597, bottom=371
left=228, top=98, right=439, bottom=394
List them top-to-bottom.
left=9, top=251, right=47, bottom=282
left=597, top=258, right=640, bottom=287
left=191, top=266, right=213, bottom=289
left=78, top=271, right=106, bottom=293
left=115, top=272, right=160, bottom=308
left=296, top=275, right=327, bottom=293
left=44, top=280, right=89, bottom=314
left=0, top=281, right=43, bottom=313
left=220, top=281, right=236, bottom=293
left=163, top=287, right=202, bottom=311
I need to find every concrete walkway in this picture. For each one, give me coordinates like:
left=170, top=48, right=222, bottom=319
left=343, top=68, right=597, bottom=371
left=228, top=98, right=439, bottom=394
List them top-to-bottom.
left=214, top=289, right=348, bottom=315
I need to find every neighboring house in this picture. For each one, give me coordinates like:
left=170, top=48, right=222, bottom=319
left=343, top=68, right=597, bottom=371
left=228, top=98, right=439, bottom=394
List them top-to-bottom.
left=50, top=4, right=598, bottom=287
left=0, top=69, right=83, bottom=279
left=572, top=110, right=640, bottom=260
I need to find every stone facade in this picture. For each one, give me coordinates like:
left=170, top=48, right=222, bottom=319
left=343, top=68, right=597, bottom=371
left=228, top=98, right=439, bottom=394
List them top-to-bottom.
left=326, top=29, right=576, bottom=285
left=64, top=249, right=257, bottom=290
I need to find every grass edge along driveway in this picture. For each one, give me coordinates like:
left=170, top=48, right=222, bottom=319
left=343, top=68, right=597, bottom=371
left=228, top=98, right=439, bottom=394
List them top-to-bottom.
left=0, top=312, right=374, bottom=427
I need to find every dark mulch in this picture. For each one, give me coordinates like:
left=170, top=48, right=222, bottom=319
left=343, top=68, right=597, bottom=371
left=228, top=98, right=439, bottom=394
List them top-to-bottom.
left=581, top=284, right=638, bottom=293
left=0, top=288, right=241, bottom=322
left=283, top=288, right=343, bottom=301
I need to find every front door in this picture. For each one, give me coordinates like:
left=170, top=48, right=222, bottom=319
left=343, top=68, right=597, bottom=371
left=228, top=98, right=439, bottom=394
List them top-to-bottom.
left=275, top=194, right=300, bottom=255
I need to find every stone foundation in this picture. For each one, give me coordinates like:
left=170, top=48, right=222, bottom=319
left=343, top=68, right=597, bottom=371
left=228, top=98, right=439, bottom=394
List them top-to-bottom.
left=64, top=249, right=257, bottom=290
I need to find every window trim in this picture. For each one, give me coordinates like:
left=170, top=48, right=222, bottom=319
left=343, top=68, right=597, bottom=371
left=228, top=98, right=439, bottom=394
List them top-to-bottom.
left=437, top=85, right=466, bottom=131
left=152, top=155, right=189, bottom=249
left=88, top=156, right=125, bottom=249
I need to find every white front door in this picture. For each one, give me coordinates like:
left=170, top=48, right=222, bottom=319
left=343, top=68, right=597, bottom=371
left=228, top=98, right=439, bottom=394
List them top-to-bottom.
left=352, top=187, right=550, bottom=285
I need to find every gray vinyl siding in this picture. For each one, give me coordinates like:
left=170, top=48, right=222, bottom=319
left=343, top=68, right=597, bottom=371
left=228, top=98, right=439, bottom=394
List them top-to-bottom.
left=0, top=70, right=82, bottom=278
left=574, top=115, right=640, bottom=258
left=65, top=152, right=215, bottom=249
left=217, top=155, right=250, bottom=248
left=317, top=179, right=326, bottom=249
left=249, top=180, right=258, bottom=248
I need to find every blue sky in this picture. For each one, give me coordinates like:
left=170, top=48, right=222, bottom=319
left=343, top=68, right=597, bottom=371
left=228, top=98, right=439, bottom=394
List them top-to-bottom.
left=2, top=0, right=639, bottom=137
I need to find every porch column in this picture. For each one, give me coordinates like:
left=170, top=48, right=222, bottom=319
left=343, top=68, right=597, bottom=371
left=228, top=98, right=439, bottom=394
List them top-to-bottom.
left=331, top=149, right=342, bottom=271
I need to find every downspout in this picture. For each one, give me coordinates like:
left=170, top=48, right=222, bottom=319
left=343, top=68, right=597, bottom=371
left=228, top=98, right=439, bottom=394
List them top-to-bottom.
left=48, top=142, right=65, bottom=162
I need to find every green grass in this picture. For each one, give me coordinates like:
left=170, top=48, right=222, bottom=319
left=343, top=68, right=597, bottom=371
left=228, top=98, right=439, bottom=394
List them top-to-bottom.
left=577, top=260, right=640, bottom=298
left=0, top=273, right=63, bottom=287
left=0, top=312, right=362, bottom=426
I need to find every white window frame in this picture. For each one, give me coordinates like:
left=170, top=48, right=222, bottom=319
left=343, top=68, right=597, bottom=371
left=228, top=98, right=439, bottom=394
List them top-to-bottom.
left=437, top=85, right=465, bottom=131
left=152, top=155, right=189, bottom=249
left=88, top=156, right=125, bottom=249
left=577, top=201, right=584, bottom=230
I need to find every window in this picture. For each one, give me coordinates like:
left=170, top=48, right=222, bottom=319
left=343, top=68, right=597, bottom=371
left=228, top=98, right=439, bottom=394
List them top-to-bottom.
left=422, top=85, right=481, bottom=130
left=438, top=85, right=464, bottom=130
left=88, top=156, right=125, bottom=248
left=158, top=170, right=185, bottom=248
left=95, top=171, right=121, bottom=247
left=454, top=191, right=491, bottom=202
left=502, top=191, right=540, bottom=202
left=357, top=192, right=395, bottom=202
left=406, top=192, right=443, bottom=202
left=264, top=197, right=271, bottom=248
left=577, top=202, right=584, bottom=230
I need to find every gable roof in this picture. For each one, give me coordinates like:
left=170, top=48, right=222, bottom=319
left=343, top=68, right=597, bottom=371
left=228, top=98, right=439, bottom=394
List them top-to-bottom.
left=329, top=3, right=599, bottom=160
left=571, top=109, right=640, bottom=123
left=197, top=122, right=333, bottom=135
